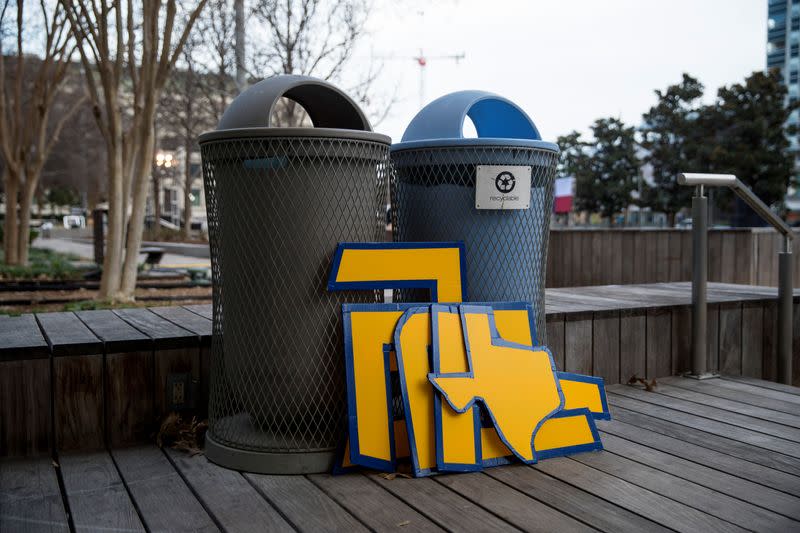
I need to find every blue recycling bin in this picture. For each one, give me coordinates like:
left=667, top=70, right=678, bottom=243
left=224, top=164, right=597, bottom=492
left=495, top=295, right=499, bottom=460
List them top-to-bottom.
left=390, top=91, right=559, bottom=339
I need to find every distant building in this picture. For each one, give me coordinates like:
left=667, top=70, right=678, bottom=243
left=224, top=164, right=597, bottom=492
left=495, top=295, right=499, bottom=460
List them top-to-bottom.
left=768, top=0, right=800, bottom=162
left=146, top=148, right=207, bottom=233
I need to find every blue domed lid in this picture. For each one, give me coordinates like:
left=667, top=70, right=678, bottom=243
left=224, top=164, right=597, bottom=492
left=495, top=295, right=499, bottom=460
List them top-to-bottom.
left=391, top=90, right=559, bottom=153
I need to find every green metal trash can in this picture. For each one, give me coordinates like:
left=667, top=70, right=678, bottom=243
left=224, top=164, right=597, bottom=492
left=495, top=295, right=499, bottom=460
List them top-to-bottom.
left=200, top=75, right=390, bottom=473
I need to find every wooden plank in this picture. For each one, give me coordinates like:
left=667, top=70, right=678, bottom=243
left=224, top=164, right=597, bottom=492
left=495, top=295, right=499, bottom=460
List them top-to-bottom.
left=570, top=231, right=582, bottom=287
left=591, top=231, right=603, bottom=285
left=610, top=231, right=623, bottom=284
left=668, top=231, right=683, bottom=282
left=680, top=231, right=693, bottom=280
left=708, top=231, right=722, bottom=282
left=621, top=232, right=635, bottom=284
left=633, top=232, right=648, bottom=284
left=655, top=232, right=669, bottom=282
left=720, top=232, right=736, bottom=283
left=736, top=232, right=755, bottom=285
left=756, top=232, right=774, bottom=286
left=762, top=301, right=778, bottom=381
left=741, top=302, right=764, bottom=378
left=707, top=303, right=720, bottom=373
left=718, top=303, right=742, bottom=376
left=184, top=304, right=213, bottom=320
left=150, top=306, right=212, bottom=347
left=671, top=306, right=691, bottom=375
left=646, top=307, right=671, bottom=379
left=114, top=308, right=196, bottom=350
left=619, top=309, right=646, bottom=382
left=75, top=310, right=151, bottom=353
left=592, top=310, right=620, bottom=384
left=36, top=312, right=103, bottom=357
left=564, top=312, right=592, bottom=375
left=545, top=313, right=565, bottom=371
left=0, top=314, right=49, bottom=361
left=106, top=351, right=154, bottom=447
left=53, top=355, right=104, bottom=451
left=0, top=358, right=51, bottom=457
left=721, top=375, right=800, bottom=397
left=660, top=376, right=800, bottom=415
left=651, top=382, right=800, bottom=429
left=611, top=385, right=800, bottom=444
left=607, top=390, right=800, bottom=458
left=609, top=402, right=800, bottom=476
left=598, top=417, right=800, bottom=496
left=585, top=434, right=800, bottom=528
left=112, top=446, right=218, bottom=532
left=165, top=449, right=293, bottom=533
left=58, top=451, right=145, bottom=532
left=534, top=456, right=744, bottom=533
left=0, top=457, right=69, bottom=532
left=487, top=465, right=671, bottom=533
left=434, top=472, right=592, bottom=533
left=244, top=473, right=368, bottom=532
left=310, top=474, right=443, bottom=532
left=370, top=474, right=519, bottom=532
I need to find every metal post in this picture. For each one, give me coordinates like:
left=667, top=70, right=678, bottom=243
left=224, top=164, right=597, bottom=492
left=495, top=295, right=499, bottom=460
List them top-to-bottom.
left=690, top=187, right=713, bottom=378
left=778, top=236, right=793, bottom=385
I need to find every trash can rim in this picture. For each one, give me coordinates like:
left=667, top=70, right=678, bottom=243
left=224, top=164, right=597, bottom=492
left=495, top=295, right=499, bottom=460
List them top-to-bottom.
left=198, top=127, right=391, bottom=145
left=390, top=137, right=559, bottom=153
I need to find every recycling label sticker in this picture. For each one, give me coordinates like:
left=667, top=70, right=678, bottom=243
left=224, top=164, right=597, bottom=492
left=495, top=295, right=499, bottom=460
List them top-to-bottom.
left=475, top=165, right=532, bottom=210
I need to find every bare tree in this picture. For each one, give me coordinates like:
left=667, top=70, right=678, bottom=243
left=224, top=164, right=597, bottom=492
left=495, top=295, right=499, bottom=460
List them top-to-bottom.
left=0, top=0, right=85, bottom=265
left=62, top=0, right=207, bottom=301
left=249, top=0, right=392, bottom=126
left=158, top=38, right=217, bottom=239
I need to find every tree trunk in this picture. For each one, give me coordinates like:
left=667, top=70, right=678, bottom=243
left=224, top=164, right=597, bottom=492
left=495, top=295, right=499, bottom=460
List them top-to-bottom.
left=120, top=117, right=156, bottom=299
left=100, top=133, right=126, bottom=301
left=182, top=138, right=193, bottom=240
left=152, top=168, right=161, bottom=236
left=4, top=171, right=20, bottom=265
left=17, top=175, right=37, bottom=265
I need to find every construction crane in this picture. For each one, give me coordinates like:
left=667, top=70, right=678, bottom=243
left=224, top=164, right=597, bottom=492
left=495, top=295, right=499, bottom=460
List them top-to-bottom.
left=378, top=49, right=466, bottom=109
left=412, top=50, right=465, bottom=108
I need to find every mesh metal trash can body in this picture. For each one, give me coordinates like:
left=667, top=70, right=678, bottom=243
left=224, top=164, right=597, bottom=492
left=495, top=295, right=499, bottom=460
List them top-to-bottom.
left=200, top=75, right=389, bottom=474
left=391, top=91, right=559, bottom=339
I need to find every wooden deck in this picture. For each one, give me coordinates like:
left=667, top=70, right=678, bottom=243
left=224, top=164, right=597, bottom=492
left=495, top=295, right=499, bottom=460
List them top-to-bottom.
left=1, top=282, right=799, bottom=458
left=2, top=375, right=800, bottom=532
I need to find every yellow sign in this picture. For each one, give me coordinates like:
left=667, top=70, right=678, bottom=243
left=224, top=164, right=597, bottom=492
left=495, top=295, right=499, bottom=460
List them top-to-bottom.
left=328, top=242, right=467, bottom=302
left=333, top=242, right=609, bottom=476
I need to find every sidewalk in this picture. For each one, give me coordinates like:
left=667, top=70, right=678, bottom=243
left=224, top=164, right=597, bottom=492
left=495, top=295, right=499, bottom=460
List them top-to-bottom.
left=33, top=237, right=211, bottom=269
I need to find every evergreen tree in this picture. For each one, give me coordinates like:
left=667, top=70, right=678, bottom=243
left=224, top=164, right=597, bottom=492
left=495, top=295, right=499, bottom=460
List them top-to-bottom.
left=700, top=70, right=798, bottom=215
left=640, top=74, right=705, bottom=224
left=574, top=118, right=640, bottom=225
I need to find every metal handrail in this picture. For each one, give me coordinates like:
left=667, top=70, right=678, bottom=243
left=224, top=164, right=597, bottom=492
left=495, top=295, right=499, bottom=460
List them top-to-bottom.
left=678, top=173, right=793, bottom=384
left=678, top=173, right=794, bottom=239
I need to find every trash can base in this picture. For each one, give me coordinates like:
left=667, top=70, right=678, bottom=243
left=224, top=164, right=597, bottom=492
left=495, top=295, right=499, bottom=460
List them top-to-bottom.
left=205, top=432, right=335, bottom=474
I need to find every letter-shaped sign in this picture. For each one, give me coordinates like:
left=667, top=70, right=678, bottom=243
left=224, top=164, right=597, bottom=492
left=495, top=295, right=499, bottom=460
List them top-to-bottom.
left=328, top=242, right=467, bottom=302
left=332, top=242, right=609, bottom=476
left=429, top=305, right=563, bottom=463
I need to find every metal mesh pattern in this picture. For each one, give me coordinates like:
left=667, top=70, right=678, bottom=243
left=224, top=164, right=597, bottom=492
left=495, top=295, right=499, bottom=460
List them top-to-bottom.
left=202, top=135, right=389, bottom=453
left=391, top=145, right=558, bottom=341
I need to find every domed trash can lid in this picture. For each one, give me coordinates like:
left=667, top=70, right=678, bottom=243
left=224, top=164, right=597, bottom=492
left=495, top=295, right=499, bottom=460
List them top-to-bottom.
left=199, top=74, right=390, bottom=145
left=390, top=90, right=558, bottom=153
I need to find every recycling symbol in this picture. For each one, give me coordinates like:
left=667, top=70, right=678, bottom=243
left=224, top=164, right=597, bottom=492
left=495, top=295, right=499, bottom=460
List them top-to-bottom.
left=495, top=171, right=516, bottom=194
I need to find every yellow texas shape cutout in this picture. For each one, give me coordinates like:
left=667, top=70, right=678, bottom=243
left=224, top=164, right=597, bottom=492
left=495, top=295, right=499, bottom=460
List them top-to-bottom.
left=429, top=304, right=563, bottom=463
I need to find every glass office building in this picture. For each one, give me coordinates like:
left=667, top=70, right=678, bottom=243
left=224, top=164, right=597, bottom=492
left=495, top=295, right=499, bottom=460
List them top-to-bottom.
left=768, top=0, right=800, bottom=159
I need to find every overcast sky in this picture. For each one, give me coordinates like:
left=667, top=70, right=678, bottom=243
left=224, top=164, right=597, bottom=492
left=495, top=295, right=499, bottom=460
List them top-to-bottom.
left=360, top=0, right=767, bottom=143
